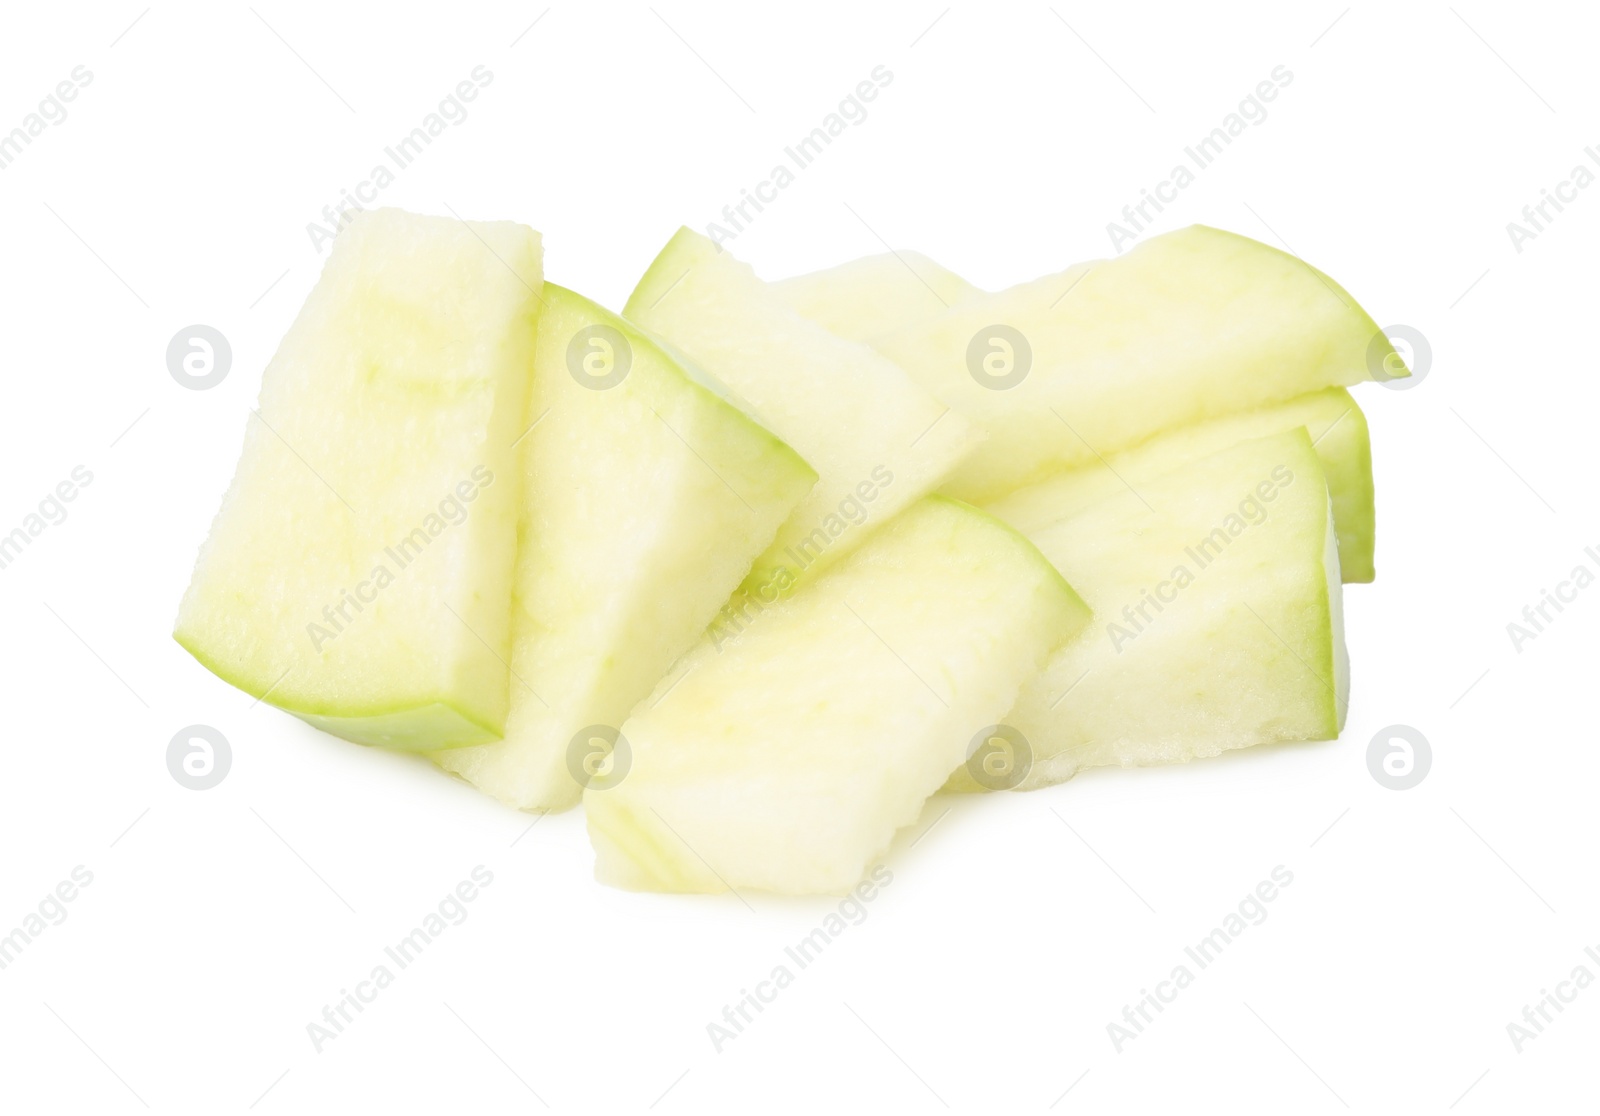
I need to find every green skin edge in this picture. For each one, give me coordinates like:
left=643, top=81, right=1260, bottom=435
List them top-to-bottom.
left=621, top=228, right=704, bottom=322
left=548, top=281, right=815, bottom=487
left=176, top=282, right=813, bottom=756
left=951, top=430, right=1345, bottom=792
left=588, top=494, right=1091, bottom=892
left=927, top=495, right=1089, bottom=625
left=173, top=604, right=505, bottom=751
left=173, top=631, right=503, bottom=750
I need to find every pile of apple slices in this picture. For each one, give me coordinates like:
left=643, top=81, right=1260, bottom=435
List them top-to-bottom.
left=177, top=209, right=1403, bottom=896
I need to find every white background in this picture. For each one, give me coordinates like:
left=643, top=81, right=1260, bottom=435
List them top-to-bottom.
left=0, top=1, right=1593, bottom=1112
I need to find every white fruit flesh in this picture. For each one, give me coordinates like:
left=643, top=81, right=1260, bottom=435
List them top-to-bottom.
left=175, top=208, right=541, bottom=750
left=874, top=224, right=1404, bottom=503
left=624, top=229, right=977, bottom=595
left=771, top=251, right=976, bottom=345
left=434, top=285, right=817, bottom=811
left=984, top=387, right=1376, bottom=582
left=985, top=429, right=1347, bottom=790
left=585, top=497, right=1090, bottom=895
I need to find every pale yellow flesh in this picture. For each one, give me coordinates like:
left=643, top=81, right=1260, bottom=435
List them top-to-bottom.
left=174, top=208, right=542, bottom=750
left=874, top=224, right=1404, bottom=503
left=624, top=229, right=978, bottom=597
left=771, top=251, right=976, bottom=346
left=434, top=284, right=816, bottom=811
left=983, top=387, right=1376, bottom=582
left=965, top=429, right=1347, bottom=791
left=586, top=497, right=1090, bottom=896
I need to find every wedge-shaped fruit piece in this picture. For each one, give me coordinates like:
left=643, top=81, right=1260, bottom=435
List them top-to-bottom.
left=175, top=208, right=541, bottom=750
left=875, top=224, right=1404, bottom=503
left=625, top=229, right=977, bottom=596
left=772, top=251, right=976, bottom=345
left=434, top=285, right=816, bottom=811
left=984, top=388, right=1376, bottom=582
left=983, top=429, right=1347, bottom=790
left=586, top=497, right=1090, bottom=895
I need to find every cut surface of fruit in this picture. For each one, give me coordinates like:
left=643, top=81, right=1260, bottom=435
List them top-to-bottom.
left=174, top=208, right=542, bottom=750
left=873, top=224, right=1404, bottom=503
left=625, top=229, right=977, bottom=597
left=771, top=251, right=976, bottom=345
left=434, top=284, right=816, bottom=811
left=983, top=387, right=1376, bottom=582
left=975, top=428, right=1347, bottom=791
left=585, top=497, right=1090, bottom=895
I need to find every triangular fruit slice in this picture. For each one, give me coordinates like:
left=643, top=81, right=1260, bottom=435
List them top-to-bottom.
left=174, top=208, right=542, bottom=750
left=874, top=224, right=1404, bottom=503
left=625, top=229, right=978, bottom=597
left=771, top=251, right=975, bottom=345
left=435, top=285, right=816, bottom=811
left=984, top=387, right=1376, bottom=582
left=984, top=428, right=1347, bottom=790
left=585, top=497, right=1091, bottom=896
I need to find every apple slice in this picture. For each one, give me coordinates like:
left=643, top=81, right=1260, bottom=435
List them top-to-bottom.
left=175, top=208, right=541, bottom=750
left=874, top=224, right=1404, bottom=503
left=624, top=229, right=977, bottom=596
left=771, top=251, right=975, bottom=345
left=434, top=284, right=816, bottom=811
left=984, top=387, right=1375, bottom=582
left=973, top=428, right=1347, bottom=791
left=585, top=497, right=1090, bottom=896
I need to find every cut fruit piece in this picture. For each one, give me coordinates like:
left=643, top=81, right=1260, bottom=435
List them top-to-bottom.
left=174, top=208, right=542, bottom=750
left=874, top=224, right=1405, bottom=503
left=624, top=229, right=978, bottom=597
left=771, top=251, right=976, bottom=345
left=434, top=284, right=816, bottom=811
left=983, top=387, right=1376, bottom=582
left=968, top=429, right=1347, bottom=791
left=585, top=497, right=1090, bottom=896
